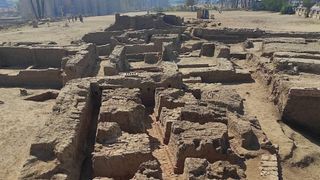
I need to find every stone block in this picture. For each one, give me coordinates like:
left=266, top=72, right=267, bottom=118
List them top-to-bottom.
left=200, top=43, right=215, bottom=57
left=215, top=44, right=230, bottom=59
left=144, top=53, right=159, bottom=64
left=202, top=87, right=244, bottom=114
left=99, top=88, right=146, bottom=133
left=154, top=88, right=197, bottom=120
left=180, top=105, right=228, bottom=124
left=159, top=107, right=182, bottom=144
left=169, top=121, right=229, bottom=173
left=96, top=122, right=122, bottom=144
left=92, top=133, right=153, bottom=179
left=183, top=158, right=245, bottom=179
left=132, top=160, right=162, bottom=180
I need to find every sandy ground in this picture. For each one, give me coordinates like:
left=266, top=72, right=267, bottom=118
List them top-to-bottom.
left=0, top=10, right=319, bottom=180
left=205, top=10, right=320, bottom=32
left=0, top=11, right=319, bottom=45
left=232, top=59, right=320, bottom=180
left=0, top=88, right=55, bottom=180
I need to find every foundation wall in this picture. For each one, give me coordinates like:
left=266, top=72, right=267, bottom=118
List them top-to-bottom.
left=193, top=28, right=320, bottom=43
left=82, top=31, right=123, bottom=45
left=64, top=44, right=98, bottom=83
left=125, top=44, right=159, bottom=55
left=0, top=46, right=67, bottom=68
left=0, top=47, right=33, bottom=67
left=248, top=52, right=320, bottom=137
left=0, top=68, right=63, bottom=89
left=20, top=79, right=101, bottom=179
left=283, top=89, right=320, bottom=136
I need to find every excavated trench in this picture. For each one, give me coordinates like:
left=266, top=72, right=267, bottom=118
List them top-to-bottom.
left=80, top=84, right=102, bottom=180
left=77, top=85, right=168, bottom=179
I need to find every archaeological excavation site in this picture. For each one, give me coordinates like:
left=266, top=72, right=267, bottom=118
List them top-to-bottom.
left=1, top=11, right=320, bottom=180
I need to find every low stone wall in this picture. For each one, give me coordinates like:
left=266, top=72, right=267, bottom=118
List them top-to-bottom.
left=106, top=14, right=183, bottom=31
left=192, top=28, right=265, bottom=43
left=193, top=28, right=320, bottom=43
left=82, top=31, right=123, bottom=45
left=0, top=43, right=98, bottom=89
left=63, top=44, right=98, bottom=83
left=96, top=44, right=112, bottom=56
left=125, top=44, right=159, bottom=54
left=107, top=45, right=129, bottom=74
left=0, top=46, right=67, bottom=68
left=247, top=46, right=320, bottom=137
left=0, top=68, right=63, bottom=89
left=19, top=68, right=183, bottom=177
left=99, top=69, right=183, bottom=107
left=20, top=79, right=101, bottom=179
left=284, top=88, right=320, bottom=133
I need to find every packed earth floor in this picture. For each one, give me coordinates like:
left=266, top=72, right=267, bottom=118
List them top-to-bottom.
left=0, top=10, right=320, bottom=180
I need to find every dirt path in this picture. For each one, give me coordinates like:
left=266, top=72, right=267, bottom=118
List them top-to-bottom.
left=230, top=60, right=320, bottom=180
left=229, top=81, right=295, bottom=158
left=0, top=88, right=55, bottom=180
left=147, top=113, right=182, bottom=179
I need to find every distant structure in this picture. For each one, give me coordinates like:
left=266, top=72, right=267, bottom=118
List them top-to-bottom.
left=0, top=0, right=15, bottom=13
left=0, top=0, right=11, bottom=8
left=18, top=0, right=169, bottom=19
left=169, top=0, right=185, bottom=5
left=169, top=0, right=220, bottom=6
left=219, top=0, right=260, bottom=9
left=296, top=3, right=320, bottom=19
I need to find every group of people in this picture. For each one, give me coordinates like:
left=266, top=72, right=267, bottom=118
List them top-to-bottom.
left=67, top=15, right=84, bottom=23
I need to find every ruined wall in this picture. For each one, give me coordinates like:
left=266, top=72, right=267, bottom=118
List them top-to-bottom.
left=106, top=13, right=183, bottom=31
left=192, top=28, right=320, bottom=43
left=192, top=28, right=265, bottom=43
left=82, top=31, right=123, bottom=46
left=247, top=38, right=320, bottom=137
left=0, top=43, right=98, bottom=88
left=63, top=44, right=98, bottom=83
left=125, top=44, right=159, bottom=55
left=107, top=45, right=129, bottom=73
left=0, top=46, right=67, bottom=68
left=0, top=47, right=33, bottom=67
left=99, top=67, right=183, bottom=107
left=0, top=68, right=63, bottom=89
left=20, top=68, right=184, bottom=178
left=20, top=79, right=101, bottom=179
left=282, top=88, right=320, bottom=136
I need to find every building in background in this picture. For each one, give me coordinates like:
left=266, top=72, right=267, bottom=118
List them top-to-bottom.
left=0, top=0, right=15, bottom=13
left=18, top=0, right=169, bottom=19
left=169, top=0, right=185, bottom=5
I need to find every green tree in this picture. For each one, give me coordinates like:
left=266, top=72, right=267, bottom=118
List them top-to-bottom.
left=262, top=0, right=287, bottom=12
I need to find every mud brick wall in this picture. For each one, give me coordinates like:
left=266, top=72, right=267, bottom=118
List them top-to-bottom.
left=192, top=28, right=265, bottom=43
left=192, top=28, right=320, bottom=43
left=82, top=31, right=123, bottom=45
left=63, top=44, right=98, bottom=83
left=125, top=44, right=159, bottom=54
left=108, top=45, right=130, bottom=73
left=0, top=46, right=67, bottom=68
left=0, top=47, right=33, bottom=67
left=0, top=68, right=63, bottom=89
left=20, top=79, right=101, bottom=179
left=282, top=88, right=320, bottom=136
